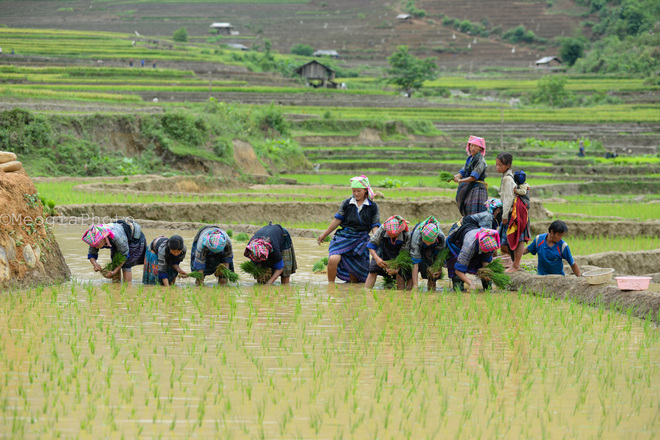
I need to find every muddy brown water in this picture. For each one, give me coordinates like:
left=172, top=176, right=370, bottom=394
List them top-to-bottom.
left=0, top=225, right=658, bottom=438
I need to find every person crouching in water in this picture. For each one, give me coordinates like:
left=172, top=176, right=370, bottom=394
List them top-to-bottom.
left=317, top=175, right=380, bottom=283
left=365, top=215, right=412, bottom=290
left=410, top=216, right=446, bottom=291
left=82, top=220, right=146, bottom=283
left=244, top=223, right=297, bottom=285
left=446, top=225, right=500, bottom=291
left=190, top=226, right=233, bottom=286
left=143, top=235, right=188, bottom=287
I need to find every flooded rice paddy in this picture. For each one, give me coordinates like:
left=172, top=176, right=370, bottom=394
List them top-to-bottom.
left=0, top=225, right=659, bottom=438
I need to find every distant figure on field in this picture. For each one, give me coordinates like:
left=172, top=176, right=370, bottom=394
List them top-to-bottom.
left=129, top=58, right=133, bottom=67
left=141, top=59, right=145, bottom=67
left=152, top=60, right=156, bottom=68
left=578, top=140, right=585, bottom=157
left=523, top=220, right=581, bottom=277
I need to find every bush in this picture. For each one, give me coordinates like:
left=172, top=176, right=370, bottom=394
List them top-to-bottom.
left=173, top=27, right=188, bottom=43
left=558, top=38, right=585, bottom=66
left=291, top=43, right=314, bottom=56
left=531, top=75, right=573, bottom=107
left=253, top=103, right=290, bottom=136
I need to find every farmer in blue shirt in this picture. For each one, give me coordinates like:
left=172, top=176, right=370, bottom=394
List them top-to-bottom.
left=523, top=220, right=581, bottom=276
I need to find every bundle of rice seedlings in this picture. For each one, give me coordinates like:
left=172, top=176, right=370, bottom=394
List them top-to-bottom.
left=439, top=171, right=455, bottom=182
left=235, top=232, right=250, bottom=242
left=427, top=247, right=450, bottom=280
left=384, top=251, right=413, bottom=273
left=103, top=253, right=126, bottom=273
left=312, top=257, right=329, bottom=274
left=485, top=259, right=505, bottom=274
left=240, top=261, right=272, bottom=283
left=215, top=265, right=239, bottom=283
left=476, top=268, right=510, bottom=289
left=188, top=271, right=205, bottom=280
left=382, top=275, right=396, bottom=289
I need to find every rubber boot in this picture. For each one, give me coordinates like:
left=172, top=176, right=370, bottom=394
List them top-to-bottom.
left=452, top=277, right=464, bottom=292
left=481, top=279, right=492, bottom=291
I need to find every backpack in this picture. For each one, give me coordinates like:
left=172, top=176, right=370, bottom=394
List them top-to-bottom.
left=116, top=219, right=142, bottom=244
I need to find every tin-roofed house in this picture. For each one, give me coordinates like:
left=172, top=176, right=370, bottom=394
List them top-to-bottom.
left=210, top=23, right=235, bottom=35
left=535, top=56, right=562, bottom=69
left=295, top=60, right=337, bottom=88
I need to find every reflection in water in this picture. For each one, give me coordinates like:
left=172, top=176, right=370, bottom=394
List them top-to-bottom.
left=0, top=225, right=656, bottom=438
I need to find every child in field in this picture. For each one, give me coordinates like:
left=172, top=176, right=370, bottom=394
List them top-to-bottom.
left=453, top=135, right=489, bottom=216
left=495, top=153, right=531, bottom=272
left=317, top=175, right=380, bottom=283
left=365, top=215, right=412, bottom=290
left=410, top=216, right=446, bottom=291
left=82, top=220, right=146, bottom=284
left=523, top=220, right=581, bottom=277
left=244, top=223, right=297, bottom=285
left=190, top=226, right=233, bottom=286
left=143, top=235, right=188, bottom=287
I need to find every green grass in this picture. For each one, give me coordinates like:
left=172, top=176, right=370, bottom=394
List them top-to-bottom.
left=546, top=202, right=660, bottom=221
left=565, top=235, right=660, bottom=255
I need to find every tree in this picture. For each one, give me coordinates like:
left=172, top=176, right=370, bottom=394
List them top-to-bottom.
left=173, top=27, right=188, bottom=42
left=559, top=38, right=585, bottom=66
left=291, top=43, right=314, bottom=56
left=387, top=46, right=437, bottom=98
left=532, top=75, right=572, bottom=107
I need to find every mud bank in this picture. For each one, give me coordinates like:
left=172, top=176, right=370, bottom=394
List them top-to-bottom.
left=0, top=169, right=70, bottom=290
left=57, top=199, right=551, bottom=225
left=530, top=220, right=660, bottom=238
left=573, top=249, right=660, bottom=276
left=508, top=271, right=660, bottom=322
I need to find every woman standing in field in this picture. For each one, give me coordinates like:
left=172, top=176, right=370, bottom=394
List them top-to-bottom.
left=453, top=135, right=489, bottom=217
left=317, top=175, right=380, bottom=283
left=365, top=215, right=412, bottom=290
left=410, top=216, right=446, bottom=291
left=82, top=220, right=146, bottom=283
left=244, top=223, right=297, bottom=285
left=190, top=226, right=233, bottom=286
left=143, top=235, right=188, bottom=286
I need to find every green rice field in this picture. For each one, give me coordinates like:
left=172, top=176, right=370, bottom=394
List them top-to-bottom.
left=1, top=282, right=658, bottom=438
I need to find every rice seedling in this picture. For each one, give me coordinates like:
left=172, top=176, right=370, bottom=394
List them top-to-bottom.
left=438, top=171, right=455, bottom=183
left=234, top=233, right=250, bottom=242
left=427, top=247, right=451, bottom=280
left=384, top=250, right=413, bottom=273
left=102, top=253, right=126, bottom=273
left=312, top=257, right=329, bottom=274
left=240, top=261, right=272, bottom=283
left=215, top=265, right=240, bottom=283
left=188, top=271, right=205, bottom=281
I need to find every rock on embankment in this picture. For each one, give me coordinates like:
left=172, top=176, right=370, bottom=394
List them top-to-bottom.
left=0, top=156, right=70, bottom=289
left=57, top=199, right=551, bottom=225
left=508, top=271, right=660, bottom=322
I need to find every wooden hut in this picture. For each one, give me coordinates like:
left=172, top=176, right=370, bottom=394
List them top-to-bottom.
left=294, top=60, right=336, bottom=88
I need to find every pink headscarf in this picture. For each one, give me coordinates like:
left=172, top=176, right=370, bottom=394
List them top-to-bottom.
left=465, top=135, right=486, bottom=156
left=383, top=215, right=409, bottom=238
left=82, top=224, right=114, bottom=248
left=475, top=228, right=500, bottom=253
left=244, top=238, right=272, bottom=262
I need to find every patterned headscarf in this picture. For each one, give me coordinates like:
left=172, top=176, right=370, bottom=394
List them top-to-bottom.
left=465, top=135, right=486, bottom=156
left=350, top=175, right=375, bottom=200
left=485, top=198, right=503, bottom=214
left=383, top=215, right=409, bottom=238
left=418, top=215, right=440, bottom=245
left=82, top=224, right=114, bottom=248
left=476, top=228, right=500, bottom=253
left=201, top=229, right=227, bottom=253
left=244, top=238, right=272, bottom=262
